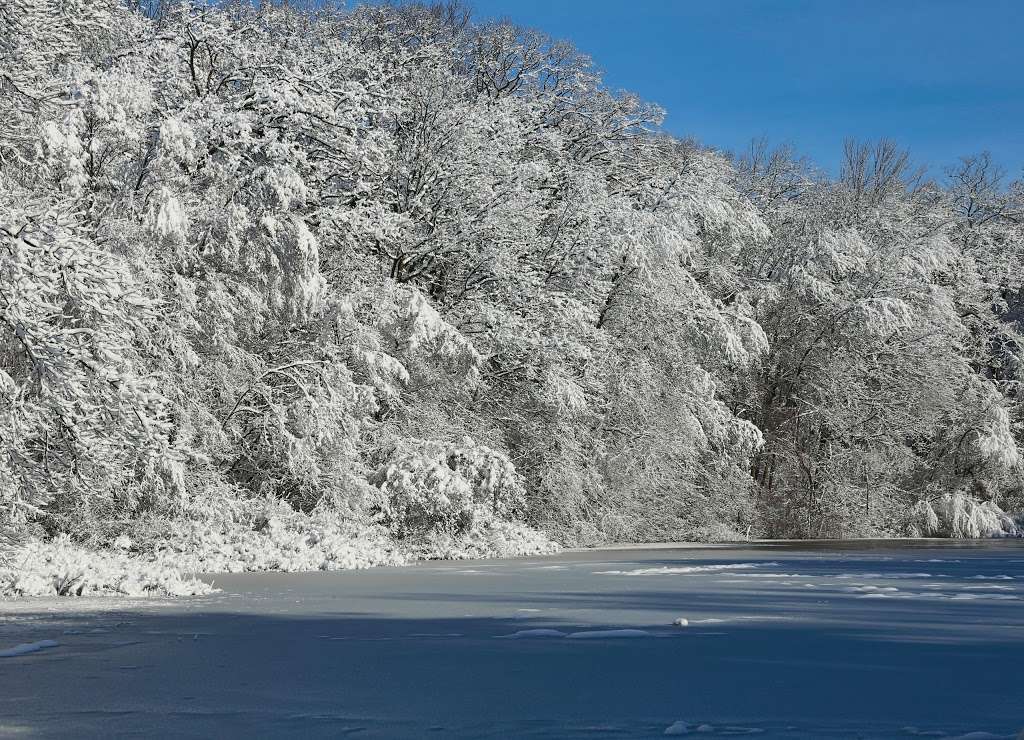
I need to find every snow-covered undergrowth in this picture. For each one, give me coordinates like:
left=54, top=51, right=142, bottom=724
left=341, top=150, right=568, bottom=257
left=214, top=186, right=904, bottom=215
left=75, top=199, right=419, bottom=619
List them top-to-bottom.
left=139, top=497, right=557, bottom=573
left=0, top=498, right=559, bottom=599
left=138, top=499, right=408, bottom=575
left=403, top=511, right=560, bottom=560
left=0, top=537, right=214, bottom=598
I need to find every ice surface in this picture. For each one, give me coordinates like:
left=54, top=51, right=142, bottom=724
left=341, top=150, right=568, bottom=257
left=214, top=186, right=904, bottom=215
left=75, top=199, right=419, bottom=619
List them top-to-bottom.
left=2, top=542, right=1023, bottom=738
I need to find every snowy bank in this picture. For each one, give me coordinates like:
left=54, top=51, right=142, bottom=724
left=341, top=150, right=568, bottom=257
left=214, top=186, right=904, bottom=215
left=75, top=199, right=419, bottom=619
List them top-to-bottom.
left=1, top=502, right=558, bottom=599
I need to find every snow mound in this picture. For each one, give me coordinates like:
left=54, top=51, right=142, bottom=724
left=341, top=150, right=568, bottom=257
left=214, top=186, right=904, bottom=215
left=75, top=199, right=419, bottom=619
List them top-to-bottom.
left=673, top=618, right=689, bottom=627
left=664, top=721, right=691, bottom=735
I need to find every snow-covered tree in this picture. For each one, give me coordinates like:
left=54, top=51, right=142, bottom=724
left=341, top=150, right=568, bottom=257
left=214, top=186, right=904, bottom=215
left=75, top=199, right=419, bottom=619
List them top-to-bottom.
left=1, top=0, right=1019, bottom=561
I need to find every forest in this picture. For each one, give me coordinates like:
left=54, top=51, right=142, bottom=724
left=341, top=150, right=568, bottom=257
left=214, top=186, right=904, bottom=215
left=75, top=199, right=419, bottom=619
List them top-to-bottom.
left=1, top=0, right=1022, bottom=594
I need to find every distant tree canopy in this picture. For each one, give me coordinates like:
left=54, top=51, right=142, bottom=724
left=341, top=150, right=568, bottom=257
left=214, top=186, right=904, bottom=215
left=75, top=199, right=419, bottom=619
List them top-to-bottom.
left=1, top=0, right=1021, bottom=549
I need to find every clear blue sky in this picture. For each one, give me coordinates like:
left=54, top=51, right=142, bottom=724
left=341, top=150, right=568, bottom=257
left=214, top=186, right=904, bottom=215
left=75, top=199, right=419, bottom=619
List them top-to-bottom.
left=456, top=0, right=1024, bottom=177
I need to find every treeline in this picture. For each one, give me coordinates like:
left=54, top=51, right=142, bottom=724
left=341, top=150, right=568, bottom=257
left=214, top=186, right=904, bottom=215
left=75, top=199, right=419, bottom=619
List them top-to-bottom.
left=1, top=0, right=1021, bottom=554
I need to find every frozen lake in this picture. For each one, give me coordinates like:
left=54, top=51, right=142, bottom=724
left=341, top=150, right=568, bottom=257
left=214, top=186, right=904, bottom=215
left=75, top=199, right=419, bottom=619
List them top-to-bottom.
left=2, top=540, right=1023, bottom=738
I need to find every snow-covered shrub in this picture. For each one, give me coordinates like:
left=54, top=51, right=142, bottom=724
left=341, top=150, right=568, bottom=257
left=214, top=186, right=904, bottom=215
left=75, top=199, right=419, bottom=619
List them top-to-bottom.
left=371, top=437, right=527, bottom=537
left=907, top=493, right=1019, bottom=538
left=132, top=497, right=406, bottom=574
left=409, top=509, right=559, bottom=560
left=690, top=522, right=747, bottom=543
left=0, top=537, right=213, bottom=598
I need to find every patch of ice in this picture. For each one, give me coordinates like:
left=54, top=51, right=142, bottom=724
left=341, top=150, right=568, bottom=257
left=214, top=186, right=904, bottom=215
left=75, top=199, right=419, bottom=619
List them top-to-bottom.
left=597, top=563, right=777, bottom=576
left=837, top=572, right=938, bottom=579
left=970, top=575, right=1014, bottom=580
left=854, top=590, right=1019, bottom=601
left=952, top=593, right=1018, bottom=601
left=672, top=618, right=689, bottom=627
left=497, top=629, right=567, bottom=639
left=566, top=629, right=653, bottom=639
left=0, top=640, right=60, bottom=658
left=664, top=721, right=691, bottom=735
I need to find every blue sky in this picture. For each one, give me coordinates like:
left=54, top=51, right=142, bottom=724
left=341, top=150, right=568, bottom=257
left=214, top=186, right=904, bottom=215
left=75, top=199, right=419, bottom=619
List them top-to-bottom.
left=456, top=0, right=1024, bottom=177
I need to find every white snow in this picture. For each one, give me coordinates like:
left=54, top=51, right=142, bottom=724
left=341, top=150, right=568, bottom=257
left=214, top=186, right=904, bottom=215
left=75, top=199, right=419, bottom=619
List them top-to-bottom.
left=672, top=618, right=689, bottom=627
left=0, top=640, right=60, bottom=658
